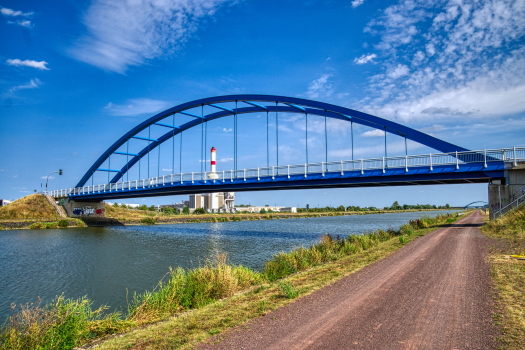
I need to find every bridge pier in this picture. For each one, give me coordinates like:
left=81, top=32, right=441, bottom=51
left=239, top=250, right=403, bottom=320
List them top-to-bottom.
left=488, top=161, right=525, bottom=219
left=60, top=198, right=106, bottom=218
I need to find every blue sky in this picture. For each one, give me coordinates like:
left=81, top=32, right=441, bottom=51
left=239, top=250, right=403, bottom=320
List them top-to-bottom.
left=1, top=0, right=524, bottom=207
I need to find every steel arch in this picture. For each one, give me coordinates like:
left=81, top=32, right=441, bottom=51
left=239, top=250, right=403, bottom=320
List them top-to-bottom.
left=76, top=95, right=469, bottom=188
left=464, top=201, right=488, bottom=208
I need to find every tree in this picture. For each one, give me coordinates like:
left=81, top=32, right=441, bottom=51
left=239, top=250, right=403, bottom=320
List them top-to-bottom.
left=392, top=201, right=400, bottom=207
left=112, top=202, right=119, bottom=208
left=120, top=203, right=128, bottom=208
left=445, top=203, right=450, bottom=209
left=139, top=204, right=148, bottom=211
left=149, top=205, right=156, bottom=211
left=337, top=205, right=346, bottom=212
left=182, top=206, right=190, bottom=215
left=161, top=207, right=175, bottom=215
left=194, top=207, right=206, bottom=214
left=260, top=208, right=267, bottom=214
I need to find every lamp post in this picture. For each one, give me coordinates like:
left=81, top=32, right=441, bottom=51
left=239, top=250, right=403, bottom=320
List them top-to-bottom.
left=46, top=169, right=62, bottom=194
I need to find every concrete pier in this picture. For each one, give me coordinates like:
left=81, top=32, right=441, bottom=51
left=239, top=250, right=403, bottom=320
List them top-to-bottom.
left=488, top=161, right=525, bottom=218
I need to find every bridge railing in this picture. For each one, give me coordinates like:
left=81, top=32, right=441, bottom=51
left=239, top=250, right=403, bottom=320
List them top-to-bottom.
left=49, top=146, right=525, bottom=198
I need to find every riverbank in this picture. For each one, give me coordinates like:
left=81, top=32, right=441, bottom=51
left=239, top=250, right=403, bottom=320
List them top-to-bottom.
left=481, top=205, right=525, bottom=350
left=0, top=212, right=464, bottom=349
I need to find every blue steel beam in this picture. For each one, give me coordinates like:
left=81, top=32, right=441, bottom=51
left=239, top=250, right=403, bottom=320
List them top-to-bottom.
left=76, top=95, right=470, bottom=187
left=244, top=101, right=267, bottom=110
left=209, top=103, right=234, bottom=113
left=154, top=122, right=179, bottom=129
left=132, top=136, right=157, bottom=142
left=114, top=151, right=139, bottom=156
left=97, top=168, right=122, bottom=172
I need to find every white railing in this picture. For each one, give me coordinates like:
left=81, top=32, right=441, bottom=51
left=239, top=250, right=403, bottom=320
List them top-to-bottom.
left=49, top=146, right=525, bottom=198
left=492, top=192, right=525, bottom=220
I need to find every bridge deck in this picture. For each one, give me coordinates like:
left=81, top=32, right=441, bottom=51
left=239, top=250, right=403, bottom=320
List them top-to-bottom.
left=60, top=161, right=503, bottom=201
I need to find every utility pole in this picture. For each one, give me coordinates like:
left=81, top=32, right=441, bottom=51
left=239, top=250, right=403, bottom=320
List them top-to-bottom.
left=46, top=169, right=63, bottom=194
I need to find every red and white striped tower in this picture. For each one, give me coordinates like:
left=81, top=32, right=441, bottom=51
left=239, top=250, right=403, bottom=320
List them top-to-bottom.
left=208, top=147, right=219, bottom=179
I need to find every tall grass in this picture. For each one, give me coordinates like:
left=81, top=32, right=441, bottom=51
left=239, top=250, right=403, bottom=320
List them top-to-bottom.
left=0, top=194, right=59, bottom=220
left=0, top=213, right=456, bottom=349
left=264, top=213, right=456, bottom=281
left=128, top=254, right=262, bottom=324
left=0, top=296, right=126, bottom=350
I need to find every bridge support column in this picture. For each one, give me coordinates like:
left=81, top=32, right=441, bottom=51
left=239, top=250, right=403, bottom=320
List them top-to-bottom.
left=488, top=162, right=525, bottom=219
left=61, top=198, right=106, bottom=218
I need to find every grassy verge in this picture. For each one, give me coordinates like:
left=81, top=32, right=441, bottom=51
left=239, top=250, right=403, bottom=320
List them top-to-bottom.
left=0, top=194, right=60, bottom=220
left=481, top=205, right=525, bottom=350
left=0, top=213, right=461, bottom=350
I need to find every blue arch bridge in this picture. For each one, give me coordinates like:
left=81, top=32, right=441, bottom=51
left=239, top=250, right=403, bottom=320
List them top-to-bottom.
left=48, top=95, right=524, bottom=216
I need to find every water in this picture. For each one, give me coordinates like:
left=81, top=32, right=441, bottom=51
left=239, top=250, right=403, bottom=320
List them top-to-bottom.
left=0, top=210, right=459, bottom=321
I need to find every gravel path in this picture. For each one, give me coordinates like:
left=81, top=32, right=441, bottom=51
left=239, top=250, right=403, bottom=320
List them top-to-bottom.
left=197, top=210, right=498, bottom=350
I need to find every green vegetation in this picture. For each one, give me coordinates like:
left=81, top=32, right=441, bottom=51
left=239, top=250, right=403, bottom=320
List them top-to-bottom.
left=0, top=194, right=59, bottom=220
left=481, top=205, right=525, bottom=350
left=193, top=208, right=206, bottom=215
left=0, top=213, right=460, bottom=349
left=139, top=217, right=156, bottom=225
left=278, top=281, right=299, bottom=299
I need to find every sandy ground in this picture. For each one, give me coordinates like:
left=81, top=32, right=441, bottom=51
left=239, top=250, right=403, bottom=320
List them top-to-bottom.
left=197, top=210, right=498, bottom=350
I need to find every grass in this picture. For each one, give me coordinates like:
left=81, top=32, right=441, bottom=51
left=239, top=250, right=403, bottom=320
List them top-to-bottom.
left=0, top=194, right=59, bottom=220
left=481, top=205, right=525, bottom=350
left=0, top=213, right=460, bottom=350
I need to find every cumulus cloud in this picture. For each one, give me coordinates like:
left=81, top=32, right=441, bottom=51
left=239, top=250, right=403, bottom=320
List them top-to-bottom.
left=69, top=0, right=233, bottom=73
left=351, top=0, right=366, bottom=8
left=0, top=7, right=33, bottom=17
left=354, top=53, right=377, bottom=64
left=7, top=59, right=49, bottom=70
left=386, top=64, right=409, bottom=79
left=306, top=74, right=333, bottom=99
left=9, top=78, right=41, bottom=92
left=104, top=98, right=171, bottom=116
left=222, top=127, right=232, bottom=132
left=361, top=129, right=385, bottom=137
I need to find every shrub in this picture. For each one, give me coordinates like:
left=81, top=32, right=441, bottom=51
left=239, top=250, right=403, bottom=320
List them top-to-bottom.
left=182, top=206, right=190, bottom=215
left=193, top=208, right=206, bottom=215
left=259, top=208, right=267, bottom=214
left=140, top=217, right=156, bottom=225
left=58, top=220, right=69, bottom=228
left=75, top=220, right=86, bottom=228
left=29, top=222, right=44, bottom=229
left=44, top=222, right=58, bottom=229
left=399, top=236, right=408, bottom=244
left=278, top=281, right=299, bottom=299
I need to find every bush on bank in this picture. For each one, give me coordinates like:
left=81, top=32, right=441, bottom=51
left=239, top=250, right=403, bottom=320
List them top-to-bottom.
left=0, top=213, right=459, bottom=350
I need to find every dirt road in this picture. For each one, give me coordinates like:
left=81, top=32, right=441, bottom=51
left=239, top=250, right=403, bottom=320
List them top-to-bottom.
left=198, top=211, right=498, bottom=349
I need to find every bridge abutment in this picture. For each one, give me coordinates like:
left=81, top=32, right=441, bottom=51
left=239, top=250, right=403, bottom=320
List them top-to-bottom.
left=488, top=162, right=525, bottom=219
left=60, top=198, right=106, bottom=218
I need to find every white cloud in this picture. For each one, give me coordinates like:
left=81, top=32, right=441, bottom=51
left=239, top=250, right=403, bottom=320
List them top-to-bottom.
left=69, top=0, right=233, bottom=73
left=352, top=0, right=365, bottom=8
left=356, top=0, right=525, bottom=122
left=0, top=7, right=33, bottom=17
left=15, top=20, right=32, bottom=27
left=354, top=53, right=377, bottom=64
left=7, top=59, right=49, bottom=70
left=386, top=64, right=409, bottom=79
left=306, top=74, right=333, bottom=99
left=9, top=78, right=41, bottom=93
left=105, top=98, right=171, bottom=116
left=222, top=127, right=232, bottom=132
left=361, top=129, right=385, bottom=137
left=219, top=157, right=233, bottom=162
left=162, top=168, right=173, bottom=172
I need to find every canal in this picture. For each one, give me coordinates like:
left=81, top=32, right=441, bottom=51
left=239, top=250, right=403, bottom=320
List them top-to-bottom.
left=0, top=210, right=460, bottom=321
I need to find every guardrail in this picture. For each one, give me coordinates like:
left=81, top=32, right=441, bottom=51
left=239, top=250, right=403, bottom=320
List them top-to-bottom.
left=48, top=146, right=524, bottom=198
left=492, top=192, right=525, bottom=220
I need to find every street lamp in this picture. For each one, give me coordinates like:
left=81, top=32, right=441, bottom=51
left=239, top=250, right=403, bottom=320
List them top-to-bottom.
left=46, top=169, right=62, bottom=194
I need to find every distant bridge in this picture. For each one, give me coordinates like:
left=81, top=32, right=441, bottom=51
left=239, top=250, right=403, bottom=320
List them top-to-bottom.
left=47, top=95, right=523, bottom=200
left=464, top=201, right=489, bottom=209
